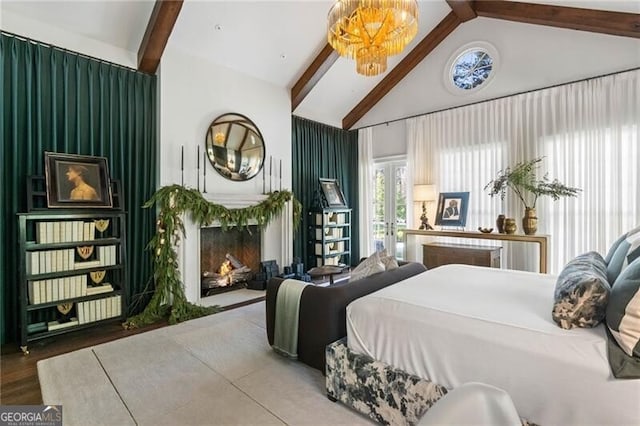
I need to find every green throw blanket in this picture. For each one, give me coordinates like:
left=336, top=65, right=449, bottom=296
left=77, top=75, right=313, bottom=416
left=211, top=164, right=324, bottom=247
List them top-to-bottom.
left=272, top=279, right=309, bottom=359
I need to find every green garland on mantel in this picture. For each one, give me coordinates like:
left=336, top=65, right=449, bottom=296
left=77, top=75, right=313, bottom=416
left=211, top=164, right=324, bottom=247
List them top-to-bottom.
left=123, top=184, right=302, bottom=329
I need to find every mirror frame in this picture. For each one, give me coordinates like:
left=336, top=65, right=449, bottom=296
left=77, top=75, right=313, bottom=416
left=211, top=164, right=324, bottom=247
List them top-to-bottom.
left=205, top=113, right=265, bottom=181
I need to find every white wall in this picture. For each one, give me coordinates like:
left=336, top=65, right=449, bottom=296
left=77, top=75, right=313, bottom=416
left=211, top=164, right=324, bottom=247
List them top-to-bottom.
left=0, top=10, right=136, bottom=68
left=159, top=45, right=293, bottom=288
left=371, top=120, right=406, bottom=158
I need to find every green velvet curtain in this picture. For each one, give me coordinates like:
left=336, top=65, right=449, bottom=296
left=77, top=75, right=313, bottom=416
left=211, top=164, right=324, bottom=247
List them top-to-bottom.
left=0, top=33, right=157, bottom=344
left=291, top=116, right=359, bottom=268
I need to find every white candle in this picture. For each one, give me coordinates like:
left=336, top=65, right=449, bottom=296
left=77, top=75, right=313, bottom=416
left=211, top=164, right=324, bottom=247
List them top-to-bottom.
left=269, top=156, right=273, bottom=193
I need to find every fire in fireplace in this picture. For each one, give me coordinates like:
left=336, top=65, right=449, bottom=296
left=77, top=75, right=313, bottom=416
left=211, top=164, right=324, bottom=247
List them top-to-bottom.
left=200, top=225, right=261, bottom=296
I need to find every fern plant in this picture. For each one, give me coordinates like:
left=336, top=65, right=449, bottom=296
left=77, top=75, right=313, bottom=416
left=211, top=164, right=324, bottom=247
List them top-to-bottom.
left=485, top=157, right=580, bottom=209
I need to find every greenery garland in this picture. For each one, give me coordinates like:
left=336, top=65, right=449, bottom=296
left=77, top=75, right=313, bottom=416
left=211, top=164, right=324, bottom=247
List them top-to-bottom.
left=124, top=184, right=301, bottom=328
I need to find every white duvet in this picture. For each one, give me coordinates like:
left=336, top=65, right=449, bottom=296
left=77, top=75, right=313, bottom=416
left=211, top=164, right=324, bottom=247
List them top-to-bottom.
left=346, top=264, right=640, bottom=426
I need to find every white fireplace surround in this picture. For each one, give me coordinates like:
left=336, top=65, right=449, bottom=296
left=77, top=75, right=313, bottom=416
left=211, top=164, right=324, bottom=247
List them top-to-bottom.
left=178, top=193, right=293, bottom=304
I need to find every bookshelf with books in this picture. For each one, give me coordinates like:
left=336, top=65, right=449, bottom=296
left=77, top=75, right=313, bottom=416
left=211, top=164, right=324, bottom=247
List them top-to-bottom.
left=308, top=208, right=351, bottom=268
left=17, top=210, right=127, bottom=354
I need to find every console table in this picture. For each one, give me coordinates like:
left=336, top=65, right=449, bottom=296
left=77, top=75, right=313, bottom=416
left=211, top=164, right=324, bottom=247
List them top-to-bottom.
left=404, top=229, right=550, bottom=273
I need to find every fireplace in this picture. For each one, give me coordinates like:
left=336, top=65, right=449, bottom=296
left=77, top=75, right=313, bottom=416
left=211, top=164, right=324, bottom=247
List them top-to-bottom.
left=178, top=193, right=292, bottom=304
left=200, top=225, right=261, bottom=296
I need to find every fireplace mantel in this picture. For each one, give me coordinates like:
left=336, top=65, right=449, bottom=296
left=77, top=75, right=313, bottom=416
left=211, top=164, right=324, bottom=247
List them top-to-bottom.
left=178, top=192, right=292, bottom=304
left=201, top=193, right=268, bottom=209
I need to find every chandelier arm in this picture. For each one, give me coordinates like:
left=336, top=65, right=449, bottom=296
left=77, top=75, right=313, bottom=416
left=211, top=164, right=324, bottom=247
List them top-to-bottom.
left=327, top=0, right=419, bottom=76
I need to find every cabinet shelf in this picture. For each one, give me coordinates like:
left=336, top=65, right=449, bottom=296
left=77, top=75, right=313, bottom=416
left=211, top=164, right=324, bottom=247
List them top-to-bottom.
left=18, top=209, right=128, bottom=353
left=25, top=237, right=121, bottom=251
left=323, top=237, right=350, bottom=243
left=312, top=251, right=350, bottom=258
left=26, top=264, right=123, bottom=281
left=26, top=289, right=123, bottom=311
left=26, top=316, right=125, bottom=341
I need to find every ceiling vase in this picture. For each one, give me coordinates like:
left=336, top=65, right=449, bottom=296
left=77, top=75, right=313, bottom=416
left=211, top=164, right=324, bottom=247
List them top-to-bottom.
left=327, top=0, right=418, bottom=77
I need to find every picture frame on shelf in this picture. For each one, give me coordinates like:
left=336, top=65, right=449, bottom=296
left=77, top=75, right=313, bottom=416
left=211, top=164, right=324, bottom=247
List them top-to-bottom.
left=44, top=152, right=113, bottom=208
left=319, top=178, right=347, bottom=208
left=434, top=191, right=470, bottom=227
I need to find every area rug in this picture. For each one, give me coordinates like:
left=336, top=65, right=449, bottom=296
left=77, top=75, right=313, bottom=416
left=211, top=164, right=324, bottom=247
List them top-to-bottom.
left=37, top=302, right=371, bottom=426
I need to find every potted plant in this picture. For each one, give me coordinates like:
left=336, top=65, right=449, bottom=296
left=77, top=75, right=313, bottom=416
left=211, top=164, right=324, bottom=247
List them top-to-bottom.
left=485, top=157, right=580, bottom=235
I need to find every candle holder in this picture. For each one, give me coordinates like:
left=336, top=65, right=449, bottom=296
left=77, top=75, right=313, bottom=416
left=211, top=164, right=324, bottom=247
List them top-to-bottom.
left=203, top=151, right=207, bottom=193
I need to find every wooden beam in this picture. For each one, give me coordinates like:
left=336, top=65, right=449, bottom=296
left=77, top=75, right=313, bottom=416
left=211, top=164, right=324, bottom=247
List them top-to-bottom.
left=137, top=0, right=184, bottom=74
left=445, top=0, right=477, bottom=22
left=475, top=1, right=640, bottom=39
left=342, top=12, right=462, bottom=130
left=291, top=44, right=339, bottom=111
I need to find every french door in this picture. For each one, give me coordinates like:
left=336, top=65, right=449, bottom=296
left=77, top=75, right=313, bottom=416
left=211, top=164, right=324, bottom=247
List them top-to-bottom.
left=372, top=159, right=407, bottom=259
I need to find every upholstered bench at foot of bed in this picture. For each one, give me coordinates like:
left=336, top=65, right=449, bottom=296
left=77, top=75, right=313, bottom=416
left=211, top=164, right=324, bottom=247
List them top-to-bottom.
left=325, top=338, right=447, bottom=426
left=325, top=339, right=537, bottom=426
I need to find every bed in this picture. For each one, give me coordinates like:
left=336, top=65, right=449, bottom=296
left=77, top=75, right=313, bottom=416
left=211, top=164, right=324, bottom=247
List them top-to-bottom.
left=333, top=264, right=640, bottom=425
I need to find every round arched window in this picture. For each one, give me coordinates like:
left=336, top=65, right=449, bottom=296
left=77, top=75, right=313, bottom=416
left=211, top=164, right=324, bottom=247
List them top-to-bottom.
left=445, top=42, right=499, bottom=94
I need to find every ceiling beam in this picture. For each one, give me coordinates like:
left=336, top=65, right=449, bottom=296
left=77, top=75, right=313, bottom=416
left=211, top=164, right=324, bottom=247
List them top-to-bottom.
left=137, top=0, right=184, bottom=74
left=445, top=0, right=477, bottom=22
left=475, top=1, right=640, bottom=39
left=342, top=12, right=462, bottom=130
left=291, top=44, right=340, bottom=111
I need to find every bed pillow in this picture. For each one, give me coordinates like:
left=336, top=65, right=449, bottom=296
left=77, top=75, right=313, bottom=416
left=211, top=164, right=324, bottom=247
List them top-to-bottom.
left=605, top=226, right=640, bottom=284
left=350, top=251, right=385, bottom=282
left=552, top=251, right=610, bottom=329
left=380, top=255, right=399, bottom=271
left=606, top=257, right=640, bottom=359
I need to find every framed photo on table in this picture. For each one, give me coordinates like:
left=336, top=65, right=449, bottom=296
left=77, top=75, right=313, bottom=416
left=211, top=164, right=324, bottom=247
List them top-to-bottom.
left=44, top=152, right=113, bottom=208
left=319, top=178, right=347, bottom=208
left=434, top=192, right=469, bottom=227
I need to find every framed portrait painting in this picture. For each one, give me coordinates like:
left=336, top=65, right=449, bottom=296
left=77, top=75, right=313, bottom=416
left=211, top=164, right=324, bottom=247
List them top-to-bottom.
left=44, top=152, right=113, bottom=208
left=319, top=178, right=347, bottom=208
left=434, top=192, right=470, bottom=227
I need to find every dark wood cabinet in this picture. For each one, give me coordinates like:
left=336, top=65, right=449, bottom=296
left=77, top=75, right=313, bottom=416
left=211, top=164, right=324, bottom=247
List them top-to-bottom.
left=422, top=242, right=501, bottom=269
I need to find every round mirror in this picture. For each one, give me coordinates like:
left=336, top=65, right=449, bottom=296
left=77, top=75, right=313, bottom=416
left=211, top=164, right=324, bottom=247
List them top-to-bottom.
left=205, top=113, right=265, bottom=181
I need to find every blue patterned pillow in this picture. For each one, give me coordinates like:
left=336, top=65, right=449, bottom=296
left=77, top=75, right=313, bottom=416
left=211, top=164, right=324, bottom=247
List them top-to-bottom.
left=605, top=226, right=640, bottom=284
left=552, top=251, right=610, bottom=329
left=607, top=257, right=640, bottom=358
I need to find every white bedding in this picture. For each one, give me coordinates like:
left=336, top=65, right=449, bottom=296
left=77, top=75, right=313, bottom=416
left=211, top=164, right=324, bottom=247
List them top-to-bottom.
left=346, top=264, right=640, bottom=426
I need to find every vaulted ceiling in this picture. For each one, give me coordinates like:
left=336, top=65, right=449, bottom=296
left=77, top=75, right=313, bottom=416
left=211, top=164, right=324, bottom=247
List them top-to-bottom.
left=2, top=1, right=639, bottom=130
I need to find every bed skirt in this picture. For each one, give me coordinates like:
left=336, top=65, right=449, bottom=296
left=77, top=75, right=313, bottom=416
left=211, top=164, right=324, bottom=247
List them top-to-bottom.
left=325, top=339, right=536, bottom=426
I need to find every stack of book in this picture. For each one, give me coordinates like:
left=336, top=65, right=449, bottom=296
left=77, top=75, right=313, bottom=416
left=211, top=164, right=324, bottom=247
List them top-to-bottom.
left=36, top=221, right=96, bottom=243
left=26, top=248, right=76, bottom=274
left=27, top=275, right=88, bottom=304
left=86, top=283, right=114, bottom=295
left=76, top=295, right=122, bottom=325
left=47, top=318, right=79, bottom=331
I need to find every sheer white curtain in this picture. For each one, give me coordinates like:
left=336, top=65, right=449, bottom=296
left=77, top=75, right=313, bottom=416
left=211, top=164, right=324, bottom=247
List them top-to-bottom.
left=407, top=69, right=639, bottom=273
left=358, top=127, right=375, bottom=256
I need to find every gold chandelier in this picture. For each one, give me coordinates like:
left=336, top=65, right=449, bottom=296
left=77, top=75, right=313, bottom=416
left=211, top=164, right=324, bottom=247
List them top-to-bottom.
left=327, top=0, right=418, bottom=77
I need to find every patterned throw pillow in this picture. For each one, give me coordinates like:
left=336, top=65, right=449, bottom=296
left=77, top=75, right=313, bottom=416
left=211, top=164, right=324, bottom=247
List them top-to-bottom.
left=605, top=226, right=640, bottom=284
left=350, top=251, right=385, bottom=282
left=552, top=251, right=611, bottom=329
left=380, top=255, right=399, bottom=271
left=607, top=257, right=640, bottom=358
